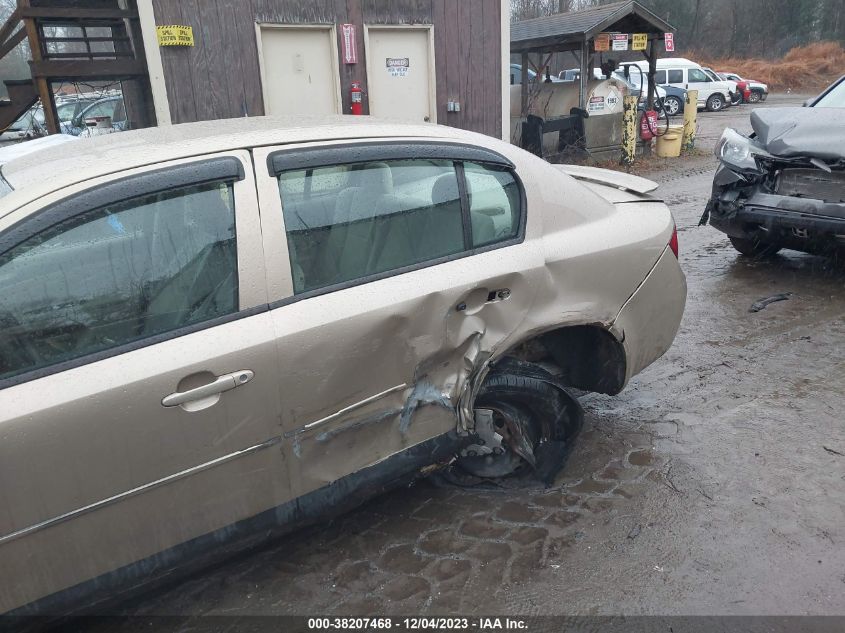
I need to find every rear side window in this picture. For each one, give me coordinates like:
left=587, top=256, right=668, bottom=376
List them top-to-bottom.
left=666, top=69, right=683, bottom=83
left=655, top=70, right=667, bottom=84
left=277, top=157, right=522, bottom=294
left=279, top=160, right=465, bottom=293
left=465, top=163, right=520, bottom=248
left=0, top=181, right=238, bottom=381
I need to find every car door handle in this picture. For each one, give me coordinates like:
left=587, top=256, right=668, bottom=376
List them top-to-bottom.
left=456, top=288, right=511, bottom=312
left=162, top=370, right=254, bottom=407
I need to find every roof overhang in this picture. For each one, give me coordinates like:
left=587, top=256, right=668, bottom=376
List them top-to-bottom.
left=511, top=0, right=674, bottom=55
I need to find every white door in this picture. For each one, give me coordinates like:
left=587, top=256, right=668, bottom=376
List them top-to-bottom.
left=260, top=27, right=340, bottom=116
left=366, top=28, right=434, bottom=122
left=686, top=67, right=715, bottom=102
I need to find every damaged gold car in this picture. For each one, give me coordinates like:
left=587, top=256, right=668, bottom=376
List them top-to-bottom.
left=0, top=117, right=685, bottom=616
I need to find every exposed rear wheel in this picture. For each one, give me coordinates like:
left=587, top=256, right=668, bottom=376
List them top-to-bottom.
left=748, top=91, right=762, bottom=104
left=729, top=235, right=781, bottom=257
left=454, top=359, right=583, bottom=485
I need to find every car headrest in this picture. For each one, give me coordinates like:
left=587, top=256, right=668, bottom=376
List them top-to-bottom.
left=356, top=162, right=393, bottom=194
left=431, top=173, right=460, bottom=206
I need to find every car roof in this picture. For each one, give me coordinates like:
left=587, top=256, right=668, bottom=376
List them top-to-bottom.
left=621, top=58, right=700, bottom=68
left=0, top=115, right=498, bottom=204
left=0, top=134, right=80, bottom=166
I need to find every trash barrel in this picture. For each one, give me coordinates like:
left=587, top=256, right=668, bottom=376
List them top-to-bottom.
left=656, top=124, right=684, bottom=158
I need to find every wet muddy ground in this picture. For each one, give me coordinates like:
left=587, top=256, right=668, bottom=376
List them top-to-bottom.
left=113, top=94, right=845, bottom=618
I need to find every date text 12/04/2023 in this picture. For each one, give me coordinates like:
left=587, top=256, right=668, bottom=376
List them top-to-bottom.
left=307, top=618, right=528, bottom=630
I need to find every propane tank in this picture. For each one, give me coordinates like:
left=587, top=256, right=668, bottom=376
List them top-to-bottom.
left=350, top=82, right=363, bottom=115
left=640, top=110, right=658, bottom=140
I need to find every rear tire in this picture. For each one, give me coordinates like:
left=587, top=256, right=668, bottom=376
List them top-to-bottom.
left=748, top=91, right=762, bottom=104
left=706, top=93, right=725, bottom=112
left=729, top=235, right=781, bottom=257
left=456, top=359, right=583, bottom=484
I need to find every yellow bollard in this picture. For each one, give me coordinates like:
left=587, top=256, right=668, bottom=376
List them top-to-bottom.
left=682, top=89, right=698, bottom=152
left=621, top=95, right=638, bottom=166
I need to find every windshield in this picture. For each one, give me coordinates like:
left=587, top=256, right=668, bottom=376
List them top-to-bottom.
left=813, top=78, right=845, bottom=108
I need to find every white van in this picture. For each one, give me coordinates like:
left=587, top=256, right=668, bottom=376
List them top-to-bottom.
left=619, top=58, right=734, bottom=112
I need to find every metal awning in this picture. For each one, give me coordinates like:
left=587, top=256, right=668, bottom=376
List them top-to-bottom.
left=511, top=0, right=673, bottom=54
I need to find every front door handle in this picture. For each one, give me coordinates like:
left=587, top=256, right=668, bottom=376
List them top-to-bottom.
left=162, top=370, right=254, bottom=407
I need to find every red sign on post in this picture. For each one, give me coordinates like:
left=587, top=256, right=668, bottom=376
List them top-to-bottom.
left=341, top=24, right=357, bottom=64
left=664, top=32, right=675, bottom=52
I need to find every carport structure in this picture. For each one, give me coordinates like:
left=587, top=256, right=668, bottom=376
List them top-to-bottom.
left=511, top=0, right=673, bottom=154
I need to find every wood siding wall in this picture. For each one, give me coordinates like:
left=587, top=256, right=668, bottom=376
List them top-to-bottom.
left=150, top=0, right=502, bottom=137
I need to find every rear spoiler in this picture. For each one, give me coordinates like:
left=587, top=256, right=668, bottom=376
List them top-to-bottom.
left=555, top=164, right=659, bottom=195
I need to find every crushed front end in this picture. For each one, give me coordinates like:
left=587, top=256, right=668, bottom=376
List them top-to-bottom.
left=701, top=126, right=845, bottom=255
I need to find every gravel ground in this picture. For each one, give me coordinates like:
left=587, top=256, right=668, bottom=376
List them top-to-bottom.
left=91, top=93, right=845, bottom=621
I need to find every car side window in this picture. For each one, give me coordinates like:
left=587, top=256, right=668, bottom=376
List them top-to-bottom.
left=688, top=68, right=709, bottom=82
left=667, top=69, right=683, bottom=84
left=655, top=70, right=667, bottom=84
left=278, top=159, right=465, bottom=294
left=464, top=162, right=520, bottom=248
left=0, top=181, right=238, bottom=381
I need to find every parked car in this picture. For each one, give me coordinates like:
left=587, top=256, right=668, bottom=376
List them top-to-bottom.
left=622, top=58, right=734, bottom=112
left=510, top=63, right=563, bottom=84
left=702, top=67, right=740, bottom=105
left=614, top=70, right=685, bottom=117
left=715, top=70, right=752, bottom=103
left=720, top=71, right=769, bottom=103
left=701, top=75, right=845, bottom=256
left=52, top=93, right=106, bottom=124
left=0, top=95, right=107, bottom=142
left=61, top=95, right=126, bottom=136
left=0, top=107, right=43, bottom=141
left=0, top=117, right=686, bottom=615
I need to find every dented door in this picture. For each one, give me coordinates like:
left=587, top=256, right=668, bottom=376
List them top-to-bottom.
left=253, top=141, right=544, bottom=496
left=0, top=152, right=289, bottom=613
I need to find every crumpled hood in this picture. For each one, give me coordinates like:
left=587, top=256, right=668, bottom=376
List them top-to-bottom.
left=750, top=107, right=845, bottom=161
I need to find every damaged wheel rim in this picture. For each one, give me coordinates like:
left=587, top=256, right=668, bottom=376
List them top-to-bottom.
left=458, top=403, right=539, bottom=479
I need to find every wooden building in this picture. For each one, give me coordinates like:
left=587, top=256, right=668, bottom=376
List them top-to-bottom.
left=140, top=0, right=510, bottom=139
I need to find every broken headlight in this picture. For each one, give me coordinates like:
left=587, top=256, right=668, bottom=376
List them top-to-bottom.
left=715, top=128, right=772, bottom=172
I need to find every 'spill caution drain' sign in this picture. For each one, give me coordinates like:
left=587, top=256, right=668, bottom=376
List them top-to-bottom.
left=156, top=25, right=194, bottom=46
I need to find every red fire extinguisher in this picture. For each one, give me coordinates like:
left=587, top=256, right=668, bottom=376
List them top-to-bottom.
left=350, top=82, right=363, bottom=115
left=640, top=109, right=658, bottom=140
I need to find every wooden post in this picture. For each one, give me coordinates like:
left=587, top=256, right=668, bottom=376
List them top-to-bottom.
left=21, top=1, right=59, bottom=135
left=646, top=37, right=657, bottom=112
left=578, top=40, right=588, bottom=110
left=683, top=89, right=698, bottom=152
left=621, top=95, right=637, bottom=166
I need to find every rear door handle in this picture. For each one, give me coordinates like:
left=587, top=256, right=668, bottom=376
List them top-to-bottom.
left=455, top=288, right=511, bottom=312
left=162, top=370, right=254, bottom=407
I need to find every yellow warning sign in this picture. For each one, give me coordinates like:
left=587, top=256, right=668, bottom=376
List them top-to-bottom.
left=156, top=25, right=194, bottom=47
left=632, top=33, right=648, bottom=51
